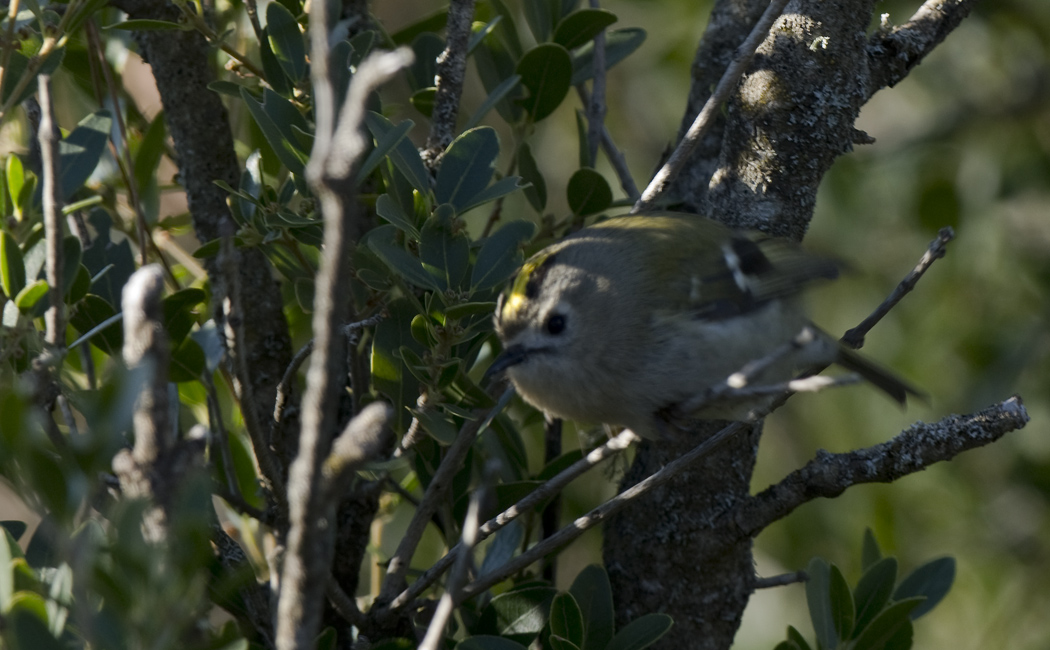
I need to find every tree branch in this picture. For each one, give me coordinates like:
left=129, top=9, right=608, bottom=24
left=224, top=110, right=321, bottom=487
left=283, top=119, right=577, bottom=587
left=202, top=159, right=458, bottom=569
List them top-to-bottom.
left=423, top=0, right=476, bottom=164
left=634, top=0, right=790, bottom=213
left=866, top=0, right=979, bottom=97
left=733, top=396, right=1029, bottom=538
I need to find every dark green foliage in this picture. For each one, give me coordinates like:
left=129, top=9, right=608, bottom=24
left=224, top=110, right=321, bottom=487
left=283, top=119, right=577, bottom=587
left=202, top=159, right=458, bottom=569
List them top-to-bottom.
left=788, top=531, right=955, bottom=650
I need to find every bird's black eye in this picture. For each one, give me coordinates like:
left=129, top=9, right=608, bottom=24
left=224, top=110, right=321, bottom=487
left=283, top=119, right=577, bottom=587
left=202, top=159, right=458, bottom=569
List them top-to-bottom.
left=545, top=313, right=567, bottom=335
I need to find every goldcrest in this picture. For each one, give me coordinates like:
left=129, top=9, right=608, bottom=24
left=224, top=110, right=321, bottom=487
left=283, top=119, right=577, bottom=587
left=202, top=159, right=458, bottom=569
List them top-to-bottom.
left=489, top=212, right=918, bottom=439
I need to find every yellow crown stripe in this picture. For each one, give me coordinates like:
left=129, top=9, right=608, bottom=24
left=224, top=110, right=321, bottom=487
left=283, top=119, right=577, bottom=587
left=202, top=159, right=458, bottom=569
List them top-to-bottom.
left=502, top=252, right=551, bottom=320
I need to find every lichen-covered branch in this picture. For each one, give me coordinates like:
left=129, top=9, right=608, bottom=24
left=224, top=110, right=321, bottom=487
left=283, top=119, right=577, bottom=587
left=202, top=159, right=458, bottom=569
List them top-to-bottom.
left=423, top=0, right=476, bottom=165
left=866, top=0, right=980, bottom=97
left=733, top=397, right=1029, bottom=537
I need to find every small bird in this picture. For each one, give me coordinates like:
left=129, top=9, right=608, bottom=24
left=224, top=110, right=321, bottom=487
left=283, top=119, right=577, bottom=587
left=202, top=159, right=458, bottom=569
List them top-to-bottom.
left=488, top=212, right=919, bottom=439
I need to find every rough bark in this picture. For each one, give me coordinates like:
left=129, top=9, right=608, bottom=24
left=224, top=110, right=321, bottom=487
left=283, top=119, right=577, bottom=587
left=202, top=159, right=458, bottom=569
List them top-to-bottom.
left=111, top=0, right=296, bottom=471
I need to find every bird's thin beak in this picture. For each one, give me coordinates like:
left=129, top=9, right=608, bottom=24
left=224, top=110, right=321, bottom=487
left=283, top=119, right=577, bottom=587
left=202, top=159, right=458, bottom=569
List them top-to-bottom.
left=485, top=344, right=528, bottom=380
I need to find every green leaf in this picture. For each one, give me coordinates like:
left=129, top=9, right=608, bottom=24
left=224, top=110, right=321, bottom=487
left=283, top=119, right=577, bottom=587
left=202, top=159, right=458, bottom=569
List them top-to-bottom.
left=523, top=0, right=553, bottom=43
left=266, top=2, right=307, bottom=83
left=553, top=9, right=617, bottom=50
left=468, top=16, right=503, bottom=55
left=104, top=18, right=186, bottom=30
left=473, top=23, right=524, bottom=123
left=259, top=27, right=292, bottom=97
left=571, top=27, right=646, bottom=85
left=408, top=32, right=444, bottom=92
left=516, top=44, right=572, bottom=122
left=0, top=48, right=64, bottom=107
left=465, top=74, right=522, bottom=131
left=240, top=87, right=309, bottom=175
left=410, top=87, right=437, bottom=118
left=59, top=111, right=112, bottom=200
left=134, top=112, right=168, bottom=194
left=366, top=112, right=430, bottom=195
left=358, top=118, right=414, bottom=185
left=435, top=127, right=499, bottom=212
left=517, top=142, right=546, bottom=211
left=6, top=156, right=24, bottom=219
left=567, top=168, right=612, bottom=217
left=463, top=177, right=526, bottom=214
left=376, top=193, right=420, bottom=238
left=420, top=206, right=470, bottom=290
left=471, top=220, right=535, bottom=291
left=366, top=224, right=439, bottom=290
left=0, top=231, right=26, bottom=298
left=60, top=236, right=82, bottom=298
left=66, top=264, right=90, bottom=304
left=14, top=279, right=48, bottom=312
left=162, top=288, right=206, bottom=345
left=68, top=294, right=123, bottom=355
left=371, top=298, right=424, bottom=432
left=443, top=301, right=497, bottom=320
left=169, top=338, right=206, bottom=382
left=412, top=408, right=458, bottom=445
left=478, top=521, right=524, bottom=579
left=0, top=527, right=15, bottom=611
left=861, top=528, right=883, bottom=570
left=806, top=557, right=837, bottom=650
left=853, top=557, right=898, bottom=637
left=892, top=557, right=955, bottom=620
left=829, top=564, right=854, bottom=641
left=569, top=565, right=615, bottom=650
left=477, top=585, right=558, bottom=644
left=550, top=593, right=585, bottom=649
left=6, top=595, right=63, bottom=650
left=852, top=598, right=924, bottom=650
left=606, top=613, right=674, bottom=650
left=882, top=619, right=914, bottom=650
left=786, top=625, right=813, bottom=650
left=455, top=636, right=528, bottom=650
left=550, top=636, right=581, bottom=650
left=773, top=643, right=801, bottom=650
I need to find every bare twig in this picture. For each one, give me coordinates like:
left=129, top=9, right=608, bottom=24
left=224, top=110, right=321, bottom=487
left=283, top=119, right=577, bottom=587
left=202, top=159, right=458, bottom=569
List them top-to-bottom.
left=423, top=0, right=477, bottom=165
left=583, top=0, right=607, bottom=167
left=633, top=0, right=791, bottom=213
left=38, top=76, right=64, bottom=348
left=575, top=85, right=640, bottom=201
left=842, top=227, right=954, bottom=348
left=272, top=314, right=386, bottom=445
left=203, top=371, right=249, bottom=510
left=378, top=386, right=512, bottom=606
left=734, top=396, right=1029, bottom=537
left=383, top=426, right=639, bottom=613
left=419, top=462, right=493, bottom=650
left=754, top=570, right=807, bottom=589
left=327, top=579, right=365, bottom=626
